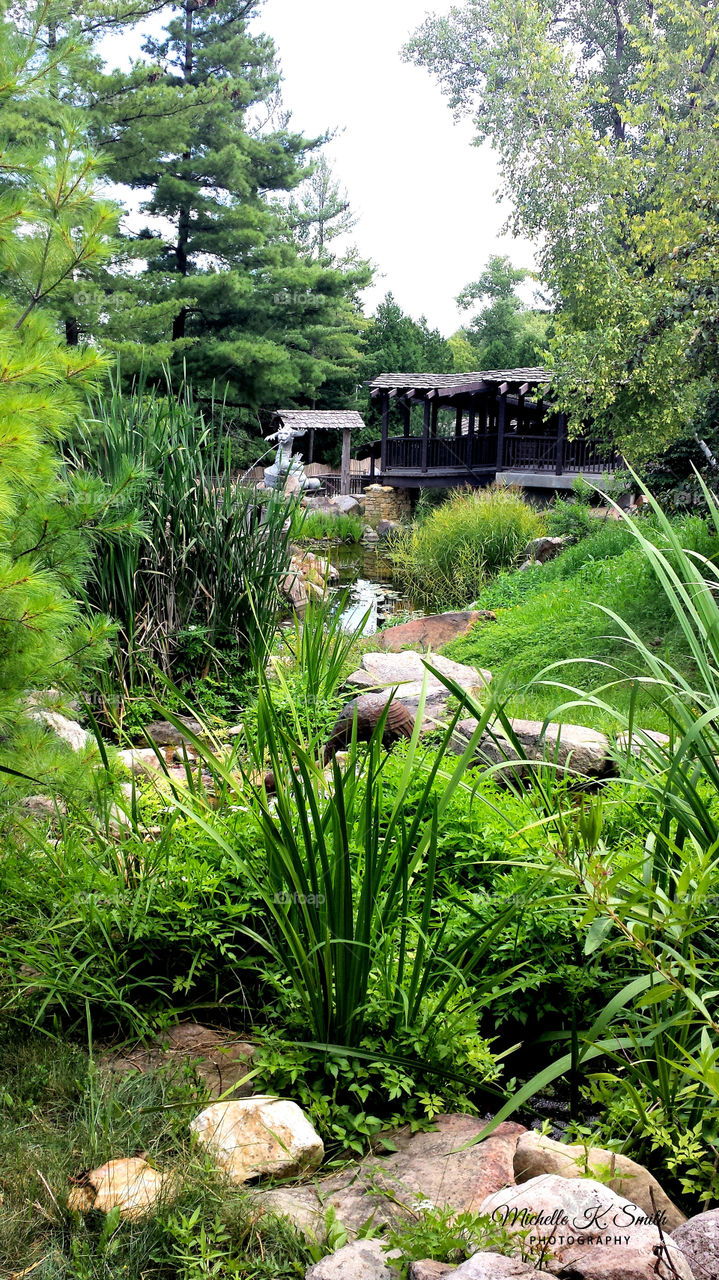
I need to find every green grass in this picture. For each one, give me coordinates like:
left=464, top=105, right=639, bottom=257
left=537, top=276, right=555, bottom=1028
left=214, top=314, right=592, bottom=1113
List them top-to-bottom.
left=293, top=511, right=364, bottom=543
left=445, top=516, right=718, bottom=731
left=0, top=1032, right=314, bottom=1278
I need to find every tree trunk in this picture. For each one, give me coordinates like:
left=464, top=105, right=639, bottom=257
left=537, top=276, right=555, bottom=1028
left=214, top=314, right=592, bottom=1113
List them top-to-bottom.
left=173, top=1, right=194, bottom=343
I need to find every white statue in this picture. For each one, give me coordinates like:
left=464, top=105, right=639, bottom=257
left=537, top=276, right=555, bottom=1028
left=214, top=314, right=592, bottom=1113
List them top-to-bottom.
left=263, top=422, right=320, bottom=492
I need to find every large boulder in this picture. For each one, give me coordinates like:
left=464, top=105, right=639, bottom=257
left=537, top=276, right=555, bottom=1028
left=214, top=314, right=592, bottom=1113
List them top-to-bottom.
left=328, top=494, right=361, bottom=516
left=523, top=536, right=570, bottom=564
left=283, top=551, right=339, bottom=609
left=377, top=612, right=496, bottom=654
left=346, top=652, right=490, bottom=732
left=324, top=693, right=416, bottom=762
left=29, top=708, right=89, bottom=751
left=452, top=717, right=611, bottom=779
left=134, top=718, right=205, bottom=748
left=190, top=1097, right=323, bottom=1184
left=257, top=1115, right=525, bottom=1240
left=514, top=1132, right=685, bottom=1233
left=67, top=1157, right=168, bottom=1220
left=478, top=1174, right=694, bottom=1279
left=672, top=1210, right=719, bottom=1280
left=305, top=1240, right=400, bottom=1279
left=450, top=1258, right=554, bottom=1278
left=409, top=1265, right=456, bottom=1280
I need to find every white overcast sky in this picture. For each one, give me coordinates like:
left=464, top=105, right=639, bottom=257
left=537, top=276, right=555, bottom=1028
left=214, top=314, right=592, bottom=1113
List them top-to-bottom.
left=100, top=0, right=537, bottom=336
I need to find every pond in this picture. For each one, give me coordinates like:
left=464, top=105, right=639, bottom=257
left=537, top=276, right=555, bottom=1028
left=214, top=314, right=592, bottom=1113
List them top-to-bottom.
left=326, top=542, right=418, bottom=636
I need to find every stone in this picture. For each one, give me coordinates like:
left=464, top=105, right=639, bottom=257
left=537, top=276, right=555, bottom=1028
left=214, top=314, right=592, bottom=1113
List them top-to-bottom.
left=328, top=495, right=361, bottom=516
left=376, top=519, right=402, bottom=538
left=523, top=536, right=569, bottom=564
left=283, top=551, right=339, bottom=609
left=377, top=612, right=495, bottom=654
left=345, top=652, right=491, bottom=735
left=324, top=693, right=416, bottom=761
left=29, top=708, right=89, bottom=751
left=135, top=718, right=204, bottom=747
left=452, top=718, right=610, bottom=778
left=615, top=728, right=672, bottom=760
left=20, top=794, right=66, bottom=818
left=102, top=1022, right=255, bottom=1099
left=190, top=1096, right=323, bottom=1184
left=257, top=1115, right=525, bottom=1240
left=514, top=1132, right=685, bottom=1233
left=67, top=1157, right=168, bottom=1220
left=478, top=1174, right=693, bottom=1279
left=672, top=1209, right=719, bottom=1280
left=305, top=1240, right=401, bottom=1279
left=452, top=1257, right=554, bottom=1278
left=409, top=1264, right=456, bottom=1280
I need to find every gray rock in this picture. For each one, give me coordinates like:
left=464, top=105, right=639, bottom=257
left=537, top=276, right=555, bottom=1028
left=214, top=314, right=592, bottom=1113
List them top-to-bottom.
left=328, top=495, right=361, bottom=516
left=376, top=519, right=402, bottom=538
left=523, top=536, right=569, bottom=564
left=346, top=652, right=491, bottom=734
left=29, top=708, right=89, bottom=751
left=452, top=717, right=610, bottom=779
left=136, top=718, right=204, bottom=747
left=20, top=794, right=66, bottom=818
left=101, top=1022, right=255, bottom=1099
left=514, top=1131, right=685, bottom=1232
left=478, top=1174, right=693, bottom=1279
left=672, top=1209, right=719, bottom=1280
left=305, top=1240, right=400, bottom=1279
left=453, top=1256, right=554, bottom=1278
left=409, top=1264, right=456, bottom=1280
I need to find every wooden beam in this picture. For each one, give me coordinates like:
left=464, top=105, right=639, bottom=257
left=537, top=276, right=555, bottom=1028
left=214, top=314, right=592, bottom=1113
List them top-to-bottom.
left=499, top=382, right=509, bottom=395
left=519, top=382, right=530, bottom=396
left=370, top=388, right=381, bottom=398
left=388, top=388, right=399, bottom=399
left=427, top=389, right=437, bottom=400
left=431, top=398, right=439, bottom=437
left=401, top=399, right=411, bottom=439
left=455, top=407, right=463, bottom=438
left=556, top=411, right=566, bottom=476
left=340, top=427, right=352, bottom=495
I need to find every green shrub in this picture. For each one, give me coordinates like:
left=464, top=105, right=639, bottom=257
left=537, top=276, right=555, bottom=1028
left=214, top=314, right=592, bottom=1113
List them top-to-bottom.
left=389, top=486, right=545, bottom=609
left=546, top=497, right=597, bottom=541
left=294, top=510, right=364, bottom=542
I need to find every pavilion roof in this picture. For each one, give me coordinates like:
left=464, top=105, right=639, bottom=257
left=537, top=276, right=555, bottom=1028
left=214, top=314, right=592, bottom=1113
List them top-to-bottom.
left=367, top=368, right=552, bottom=395
left=271, top=409, right=366, bottom=432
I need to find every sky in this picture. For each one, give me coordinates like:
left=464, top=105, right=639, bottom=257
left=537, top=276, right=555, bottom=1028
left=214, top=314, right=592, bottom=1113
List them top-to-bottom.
left=100, top=0, right=538, bottom=337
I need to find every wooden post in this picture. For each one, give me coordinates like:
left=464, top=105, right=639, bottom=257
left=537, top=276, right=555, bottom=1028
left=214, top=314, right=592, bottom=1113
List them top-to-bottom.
left=496, top=390, right=507, bottom=471
left=381, top=393, right=390, bottom=477
left=421, top=396, right=430, bottom=473
left=431, top=399, right=439, bottom=437
left=401, top=400, right=411, bottom=438
left=455, top=406, right=463, bottom=437
left=468, top=407, right=476, bottom=465
left=556, top=411, right=566, bottom=476
left=340, top=426, right=352, bottom=495
left=308, top=428, right=315, bottom=465
left=370, top=450, right=376, bottom=482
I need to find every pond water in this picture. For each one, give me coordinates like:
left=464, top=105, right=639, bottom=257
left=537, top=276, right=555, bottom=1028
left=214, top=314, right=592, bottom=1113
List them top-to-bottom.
left=325, top=542, right=417, bottom=636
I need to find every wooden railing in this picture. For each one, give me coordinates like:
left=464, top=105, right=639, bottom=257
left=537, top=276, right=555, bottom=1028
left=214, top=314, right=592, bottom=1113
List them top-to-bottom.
left=383, top=432, right=623, bottom=477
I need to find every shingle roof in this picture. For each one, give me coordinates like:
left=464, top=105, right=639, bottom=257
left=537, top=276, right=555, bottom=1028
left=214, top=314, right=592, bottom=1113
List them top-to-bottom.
left=367, top=368, right=552, bottom=392
left=272, top=410, right=366, bottom=431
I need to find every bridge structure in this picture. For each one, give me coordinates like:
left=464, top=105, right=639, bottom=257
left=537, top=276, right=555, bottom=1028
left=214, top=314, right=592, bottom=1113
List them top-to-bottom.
left=366, top=369, right=624, bottom=491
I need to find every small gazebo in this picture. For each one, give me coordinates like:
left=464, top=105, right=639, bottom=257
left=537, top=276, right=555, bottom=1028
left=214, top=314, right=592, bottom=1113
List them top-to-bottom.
left=270, top=409, right=366, bottom=496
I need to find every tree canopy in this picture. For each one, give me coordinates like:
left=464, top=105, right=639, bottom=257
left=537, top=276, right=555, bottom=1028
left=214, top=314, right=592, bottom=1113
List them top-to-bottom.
left=406, top=0, right=719, bottom=455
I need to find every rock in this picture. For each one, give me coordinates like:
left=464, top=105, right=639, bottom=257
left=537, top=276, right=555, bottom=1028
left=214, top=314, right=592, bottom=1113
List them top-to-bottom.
left=328, top=495, right=361, bottom=516
left=376, top=519, right=402, bottom=538
left=523, top=536, right=569, bottom=564
left=283, top=551, right=339, bottom=609
left=518, top=559, right=536, bottom=572
left=377, top=612, right=496, bottom=654
left=346, top=652, right=490, bottom=728
left=324, top=693, right=416, bottom=762
left=29, top=709, right=89, bottom=751
left=452, top=717, right=610, bottom=778
left=136, top=718, right=204, bottom=747
left=615, top=728, right=672, bottom=760
left=117, top=747, right=165, bottom=777
left=20, top=794, right=66, bottom=818
left=101, top=1022, right=255, bottom=1100
left=190, top=1096, right=323, bottom=1184
left=257, top=1115, right=525, bottom=1240
left=514, top=1132, right=685, bottom=1233
left=67, top=1157, right=168, bottom=1220
left=478, top=1174, right=693, bottom=1279
left=672, top=1209, right=719, bottom=1280
left=305, top=1239, right=401, bottom=1279
left=452, top=1257, right=554, bottom=1278
left=409, top=1264, right=456, bottom=1280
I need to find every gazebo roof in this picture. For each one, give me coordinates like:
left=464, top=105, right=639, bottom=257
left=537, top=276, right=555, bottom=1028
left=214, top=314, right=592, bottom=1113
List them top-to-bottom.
left=368, top=368, right=551, bottom=395
left=271, top=409, right=366, bottom=432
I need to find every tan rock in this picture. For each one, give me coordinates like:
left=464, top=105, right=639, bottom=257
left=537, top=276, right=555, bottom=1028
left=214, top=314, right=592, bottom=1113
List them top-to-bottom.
left=376, top=612, right=495, bottom=654
left=347, top=651, right=490, bottom=704
left=453, top=718, right=610, bottom=778
left=102, top=1022, right=255, bottom=1100
left=190, top=1096, right=323, bottom=1184
left=514, top=1132, right=685, bottom=1233
left=68, top=1157, right=167, bottom=1220
left=409, top=1264, right=457, bottom=1280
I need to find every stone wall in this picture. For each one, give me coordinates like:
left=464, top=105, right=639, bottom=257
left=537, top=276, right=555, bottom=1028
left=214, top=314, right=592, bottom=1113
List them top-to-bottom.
left=362, top=484, right=411, bottom=526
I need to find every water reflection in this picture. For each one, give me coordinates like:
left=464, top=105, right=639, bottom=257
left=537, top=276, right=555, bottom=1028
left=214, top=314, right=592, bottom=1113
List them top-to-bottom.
left=327, top=544, right=414, bottom=637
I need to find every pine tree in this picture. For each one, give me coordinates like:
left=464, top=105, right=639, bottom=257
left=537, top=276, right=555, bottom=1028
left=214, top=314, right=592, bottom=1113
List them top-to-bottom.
left=83, top=0, right=372, bottom=408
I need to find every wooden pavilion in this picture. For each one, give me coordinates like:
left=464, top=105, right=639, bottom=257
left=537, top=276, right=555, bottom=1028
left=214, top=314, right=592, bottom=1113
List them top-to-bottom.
left=367, top=369, right=622, bottom=490
left=270, top=409, right=366, bottom=496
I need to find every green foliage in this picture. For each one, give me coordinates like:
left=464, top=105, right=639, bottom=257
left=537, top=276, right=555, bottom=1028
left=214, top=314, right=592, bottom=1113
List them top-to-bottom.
left=406, top=0, right=719, bottom=456
left=454, top=254, right=549, bottom=372
left=69, top=371, right=294, bottom=696
left=390, top=486, right=545, bottom=609
left=546, top=498, right=599, bottom=541
left=294, top=511, right=364, bottom=543
left=386, top=1204, right=539, bottom=1275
